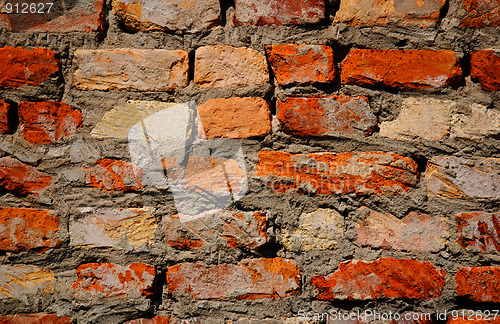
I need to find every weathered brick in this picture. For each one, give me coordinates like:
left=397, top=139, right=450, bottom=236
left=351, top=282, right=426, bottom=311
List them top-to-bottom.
left=0, top=0, right=105, bottom=32
left=112, top=0, right=221, bottom=32
left=233, top=0, right=325, bottom=26
left=334, top=0, right=445, bottom=27
left=461, top=0, right=500, bottom=27
left=266, top=44, right=336, bottom=85
left=194, top=46, right=269, bottom=88
left=0, top=47, right=59, bottom=88
left=73, top=49, right=189, bottom=91
left=341, top=49, right=463, bottom=89
left=471, top=50, right=500, bottom=91
left=277, top=96, right=376, bottom=137
left=197, top=97, right=271, bottom=139
left=379, top=97, right=455, bottom=141
left=0, top=99, right=10, bottom=133
left=18, top=101, right=82, bottom=144
left=91, top=101, right=180, bottom=139
left=451, top=104, right=500, bottom=139
left=255, top=151, right=418, bottom=195
left=427, top=156, right=500, bottom=199
left=0, top=157, right=52, bottom=195
left=84, top=158, right=144, bottom=191
left=0, top=207, right=60, bottom=252
left=356, top=207, right=448, bottom=252
left=70, top=208, right=155, bottom=250
left=282, top=208, right=344, bottom=252
left=163, top=211, right=267, bottom=250
left=456, top=211, right=500, bottom=253
left=166, top=258, right=300, bottom=299
left=312, top=258, right=446, bottom=300
left=73, top=262, right=155, bottom=298
left=0, top=264, right=54, bottom=299
left=455, top=266, right=500, bottom=302
left=0, top=313, right=72, bottom=324
left=124, top=316, right=200, bottom=324
left=447, top=318, right=500, bottom=324
left=236, top=319, right=318, bottom=324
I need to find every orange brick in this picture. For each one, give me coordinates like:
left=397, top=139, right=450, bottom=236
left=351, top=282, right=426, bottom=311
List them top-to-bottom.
left=461, top=0, right=500, bottom=28
left=266, top=44, right=336, bottom=85
left=341, top=49, right=463, bottom=89
left=471, top=50, right=500, bottom=91
left=0, top=99, right=10, bottom=133
left=0, top=157, right=52, bottom=195
left=84, top=159, right=144, bottom=192
left=312, top=258, right=446, bottom=300
left=456, top=266, right=500, bottom=302
left=0, top=313, right=72, bottom=324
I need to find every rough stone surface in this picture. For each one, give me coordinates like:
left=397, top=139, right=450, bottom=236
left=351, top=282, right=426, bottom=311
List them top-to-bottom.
left=0, top=0, right=105, bottom=32
left=112, top=0, right=221, bottom=32
left=233, top=0, right=325, bottom=26
left=334, top=0, right=446, bottom=27
left=460, top=0, right=500, bottom=27
left=266, top=44, right=336, bottom=85
left=194, top=46, right=269, bottom=88
left=0, top=47, right=59, bottom=88
left=73, top=49, right=189, bottom=91
left=341, top=49, right=463, bottom=89
left=470, top=50, right=500, bottom=91
left=277, top=96, right=376, bottom=137
left=197, top=97, right=271, bottom=139
left=379, top=97, right=455, bottom=141
left=0, top=99, right=10, bottom=133
left=91, top=100, right=179, bottom=139
left=18, top=101, right=82, bottom=144
left=450, top=104, right=500, bottom=139
left=255, top=151, right=418, bottom=195
left=427, top=156, right=500, bottom=199
left=0, top=157, right=52, bottom=195
left=84, top=158, right=144, bottom=191
left=0, top=207, right=60, bottom=252
left=356, top=207, right=448, bottom=252
left=70, top=208, right=156, bottom=250
left=282, top=208, right=344, bottom=252
left=163, top=211, right=267, bottom=250
left=456, top=211, right=500, bottom=253
left=166, top=258, right=300, bottom=300
left=312, top=258, right=446, bottom=300
left=72, top=263, right=156, bottom=298
left=0, top=265, right=54, bottom=299
left=455, top=266, right=500, bottom=303
left=0, top=313, right=72, bottom=323
left=125, top=317, right=200, bottom=324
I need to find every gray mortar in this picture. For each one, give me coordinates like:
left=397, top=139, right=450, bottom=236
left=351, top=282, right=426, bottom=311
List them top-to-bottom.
left=0, top=0, right=499, bottom=322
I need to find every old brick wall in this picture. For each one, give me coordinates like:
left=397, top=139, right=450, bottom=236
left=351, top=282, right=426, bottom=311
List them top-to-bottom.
left=0, top=0, right=499, bottom=323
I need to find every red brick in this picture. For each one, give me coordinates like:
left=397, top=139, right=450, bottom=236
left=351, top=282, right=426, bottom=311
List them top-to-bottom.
left=0, top=0, right=105, bottom=32
left=234, top=0, right=325, bottom=26
left=334, top=0, right=445, bottom=28
left=460, top=0, right=500, bottom=28
left=266, top=44, right=336, bottom=85
left=0, top=47, right=59, bottom=88
left=341, top=49, right=463, bottom=89
left=471, top=50, right=500, bottom=91
left=277, top=96, right=376, bottom=137
left=198, top=97, right=271, bottom=139
left=0, top=99, right=10, bottom=133
left=18, top=101, right=82, bottom=144
left=255, top=151, right=418, bottom=195
left=0, top=157, right=52, bottom=195
left=84, top=158, right=144, bottom=191
left=0, top=207, right=60, bottom=252
left=163, top=211, right=267, bottom=250
left=456, top=211, right=500, bottom=253
left=312, top=257, right=446, bottom=300
left=166, top=258, right=300, bottom=299
left=72, top=262, right=155, bottom=298
left=456, top=266, right=500, bottom=302
left=0, top=313, right=72, bottom=324
left=124, top=316, right=199, bottom=324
